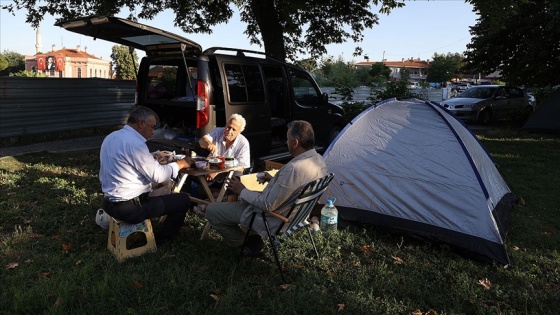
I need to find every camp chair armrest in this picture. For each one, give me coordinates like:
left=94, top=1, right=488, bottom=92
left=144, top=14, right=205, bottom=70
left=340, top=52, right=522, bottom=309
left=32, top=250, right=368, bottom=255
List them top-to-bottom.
left=262, top=210, right=290, bottom=223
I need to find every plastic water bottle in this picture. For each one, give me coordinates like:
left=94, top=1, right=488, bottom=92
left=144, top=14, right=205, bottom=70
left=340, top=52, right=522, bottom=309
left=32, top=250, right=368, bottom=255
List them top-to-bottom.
left=320, top=197, right=338, bottom=232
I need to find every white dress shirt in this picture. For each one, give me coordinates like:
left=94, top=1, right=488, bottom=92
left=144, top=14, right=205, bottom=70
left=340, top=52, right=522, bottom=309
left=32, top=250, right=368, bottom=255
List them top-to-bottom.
left=99, top=125, right=179, bottom=202
left=205, top=127, right=251, bottom=168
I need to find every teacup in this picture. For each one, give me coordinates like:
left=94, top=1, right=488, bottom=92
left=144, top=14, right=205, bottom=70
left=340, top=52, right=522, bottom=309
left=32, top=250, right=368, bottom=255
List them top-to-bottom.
left=195, top=160, right=208, bottom=169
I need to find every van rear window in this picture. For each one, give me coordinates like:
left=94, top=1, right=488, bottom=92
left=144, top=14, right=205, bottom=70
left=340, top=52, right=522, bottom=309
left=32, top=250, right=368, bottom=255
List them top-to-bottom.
left=224, top=64, right=265, bottom=103
left=147, top=65, right=178, bottom=100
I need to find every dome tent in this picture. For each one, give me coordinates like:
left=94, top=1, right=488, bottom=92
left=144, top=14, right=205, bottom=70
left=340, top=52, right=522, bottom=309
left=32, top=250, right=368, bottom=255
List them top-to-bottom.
left=320, top=98, right=516, bottom=264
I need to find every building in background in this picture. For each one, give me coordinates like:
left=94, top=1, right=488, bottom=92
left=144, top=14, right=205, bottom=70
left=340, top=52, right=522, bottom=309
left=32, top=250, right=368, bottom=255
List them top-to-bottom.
left=24, top=27, right=111, bottom=78
left=355, top=58, right=429, bottom=85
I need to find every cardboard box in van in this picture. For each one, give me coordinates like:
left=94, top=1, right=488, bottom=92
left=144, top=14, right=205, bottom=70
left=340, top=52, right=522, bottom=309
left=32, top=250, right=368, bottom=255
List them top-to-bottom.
left=57, top=16, right=346, bottom=159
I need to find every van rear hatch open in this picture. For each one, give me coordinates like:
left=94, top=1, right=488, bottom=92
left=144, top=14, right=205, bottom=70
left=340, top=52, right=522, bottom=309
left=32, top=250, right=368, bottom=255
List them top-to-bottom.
left=56, top=16, right=202, bottom=54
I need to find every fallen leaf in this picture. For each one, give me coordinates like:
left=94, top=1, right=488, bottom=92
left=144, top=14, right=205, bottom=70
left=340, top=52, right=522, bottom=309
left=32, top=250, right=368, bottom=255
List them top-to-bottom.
left=542, top=227, right=556, bottom=236
left=30, top=233, right=44, bottom=238
left=51, top=234, right=61, bottom=239
left=62, top=244, right=72, bottom=251
left=361, top=245, right=373, bottom=253
left=513, top=245, right=520, bottom=251
left=392, top=256, right=405, bottom=264
left=25, top=259, right=33, bottom=264
left=75, top=260, right=83, bottom=266
left=5, top=262, right=19, bottom=270
left=292, top=262, right=305, bottom=269
left=39, top=271, right=52, bottom=278
left=478, top=278, right=492, bottom=290
left=131, top=281, right=144, bottom=289
left=277, top=283, right=291, bottom=291
left=210, top=294, right=221, bottom=304
left=53, top=297, right=63, bottom=308
left=337, top=303, right=345, bottom=311
left=411, top=310, right=423, bottom=315
left=426, top=310, right=438, bottom=315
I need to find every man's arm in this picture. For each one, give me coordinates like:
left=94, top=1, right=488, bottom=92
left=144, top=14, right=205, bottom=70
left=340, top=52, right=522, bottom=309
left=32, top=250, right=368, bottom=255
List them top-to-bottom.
left=199, top=135, right=217, bottom=156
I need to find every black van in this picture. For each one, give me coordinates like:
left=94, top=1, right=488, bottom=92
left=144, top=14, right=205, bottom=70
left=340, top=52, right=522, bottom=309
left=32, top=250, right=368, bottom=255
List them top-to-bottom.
left=57, top=16, right=345, bottom=158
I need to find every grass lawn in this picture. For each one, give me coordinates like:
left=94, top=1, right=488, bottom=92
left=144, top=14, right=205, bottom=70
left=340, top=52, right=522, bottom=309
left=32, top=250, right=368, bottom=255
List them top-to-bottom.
left=1, top=126, right=559, bottom=314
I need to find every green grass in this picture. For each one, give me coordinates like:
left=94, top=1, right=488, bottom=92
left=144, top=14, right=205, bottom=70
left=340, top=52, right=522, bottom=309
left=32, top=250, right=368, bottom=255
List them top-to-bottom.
left=1, top=127, right=559, bottom=314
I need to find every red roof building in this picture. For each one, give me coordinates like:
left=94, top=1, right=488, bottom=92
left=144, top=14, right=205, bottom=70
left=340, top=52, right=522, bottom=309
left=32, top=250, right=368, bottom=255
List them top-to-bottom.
left=25, top=44, right=112, bottom=78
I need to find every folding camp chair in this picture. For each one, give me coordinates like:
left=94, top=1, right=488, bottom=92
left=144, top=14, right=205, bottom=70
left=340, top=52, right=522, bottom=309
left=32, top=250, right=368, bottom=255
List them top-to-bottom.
left=240, top=173, right=334, bottom=283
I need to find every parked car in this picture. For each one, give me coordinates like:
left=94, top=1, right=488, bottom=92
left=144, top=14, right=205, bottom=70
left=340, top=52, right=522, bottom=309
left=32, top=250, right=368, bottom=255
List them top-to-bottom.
left=56, top=16, right=345, bottom=158
left=409, top=82, right=420, bottom=89
left=457, top=82, right=471, bottom=92
left=440, top=85, right=534, bottom=125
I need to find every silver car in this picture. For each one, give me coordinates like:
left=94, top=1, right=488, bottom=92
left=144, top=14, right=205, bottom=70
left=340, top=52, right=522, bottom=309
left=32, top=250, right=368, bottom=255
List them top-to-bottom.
left=441, top=85, right=534, bottom=125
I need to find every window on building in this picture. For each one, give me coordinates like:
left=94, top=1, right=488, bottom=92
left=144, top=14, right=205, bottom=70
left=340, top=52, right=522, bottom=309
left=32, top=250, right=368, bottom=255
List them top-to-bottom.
left=77, top=68, right=82, bottom=78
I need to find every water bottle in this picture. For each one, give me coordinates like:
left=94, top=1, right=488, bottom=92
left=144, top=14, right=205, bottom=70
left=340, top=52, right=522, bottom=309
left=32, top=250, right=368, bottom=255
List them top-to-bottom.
left=320, top=197, right=338, bottom=232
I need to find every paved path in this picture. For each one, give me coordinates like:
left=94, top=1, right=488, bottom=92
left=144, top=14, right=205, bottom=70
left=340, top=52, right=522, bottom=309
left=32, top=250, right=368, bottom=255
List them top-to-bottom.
left=0, top=135, right=106, bottom=158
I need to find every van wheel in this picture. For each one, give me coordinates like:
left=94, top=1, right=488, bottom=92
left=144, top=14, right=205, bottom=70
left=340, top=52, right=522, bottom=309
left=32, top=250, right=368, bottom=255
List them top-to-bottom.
left=478, top=110, right=491, bottom=125
left=327, top=126, right=341, bottom=144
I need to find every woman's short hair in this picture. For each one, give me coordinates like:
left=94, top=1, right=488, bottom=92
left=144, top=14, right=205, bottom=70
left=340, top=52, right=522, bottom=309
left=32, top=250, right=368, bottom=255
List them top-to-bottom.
left=128, top=106, right=159, bottom=124
left=229, top=113, right=247, bottom=132
left=287, top=120, right=315, bottom=149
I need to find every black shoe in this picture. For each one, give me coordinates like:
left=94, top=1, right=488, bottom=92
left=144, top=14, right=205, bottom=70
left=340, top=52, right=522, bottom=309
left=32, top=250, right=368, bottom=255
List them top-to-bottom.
left=240, top=235, right=265, bottom=258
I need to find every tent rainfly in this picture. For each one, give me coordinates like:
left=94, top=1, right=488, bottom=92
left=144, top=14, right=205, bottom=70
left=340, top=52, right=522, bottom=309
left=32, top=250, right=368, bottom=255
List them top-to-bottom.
left=320, top=98, right=517, bottom=264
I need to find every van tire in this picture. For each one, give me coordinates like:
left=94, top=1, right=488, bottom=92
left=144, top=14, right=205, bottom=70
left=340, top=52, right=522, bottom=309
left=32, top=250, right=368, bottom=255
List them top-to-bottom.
left=327, top=126, right=341, bottom=144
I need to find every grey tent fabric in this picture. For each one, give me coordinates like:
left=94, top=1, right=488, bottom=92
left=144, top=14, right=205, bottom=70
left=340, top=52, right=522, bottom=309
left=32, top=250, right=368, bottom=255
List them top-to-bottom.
left=523, top=89, right=560, bottom=134
left=320, top=98, right=516, bottom=264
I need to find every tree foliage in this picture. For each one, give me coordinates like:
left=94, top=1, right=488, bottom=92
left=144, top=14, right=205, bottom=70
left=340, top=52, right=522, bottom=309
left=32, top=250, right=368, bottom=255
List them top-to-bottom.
left=2, top=0, right=404, bottom=62
left=465, top=0, right=560, bottom=87
left=110, top=45, right=138, bottom=80
left=0, top=50, right=25, bottom=76
left=427, top=52, right=464, bottom=83
left=0, top=55, right=8, bottom=71
left=10, top=69, right=47, bottom=77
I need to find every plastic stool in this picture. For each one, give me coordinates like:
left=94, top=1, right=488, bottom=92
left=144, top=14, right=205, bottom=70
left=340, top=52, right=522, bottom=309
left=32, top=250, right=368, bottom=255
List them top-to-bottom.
left=107, top=217, right=157, bottom=262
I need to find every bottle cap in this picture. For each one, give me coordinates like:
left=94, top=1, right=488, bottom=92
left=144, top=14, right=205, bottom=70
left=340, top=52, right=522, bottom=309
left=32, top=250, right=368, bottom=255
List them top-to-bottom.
left=327, top=200, right=333, bottom=206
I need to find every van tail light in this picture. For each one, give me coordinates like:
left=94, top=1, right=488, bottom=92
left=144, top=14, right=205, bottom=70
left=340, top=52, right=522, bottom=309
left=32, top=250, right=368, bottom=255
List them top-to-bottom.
left=196, top=80, right=209, bottom=128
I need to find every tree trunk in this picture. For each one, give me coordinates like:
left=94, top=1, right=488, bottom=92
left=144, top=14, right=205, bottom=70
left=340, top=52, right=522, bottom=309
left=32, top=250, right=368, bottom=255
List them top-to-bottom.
left=249, top=0, right=286, bottom=62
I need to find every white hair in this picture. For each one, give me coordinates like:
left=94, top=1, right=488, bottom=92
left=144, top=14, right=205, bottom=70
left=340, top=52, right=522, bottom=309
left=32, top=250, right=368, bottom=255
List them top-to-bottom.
left=229, top=113, right=246, bottom=132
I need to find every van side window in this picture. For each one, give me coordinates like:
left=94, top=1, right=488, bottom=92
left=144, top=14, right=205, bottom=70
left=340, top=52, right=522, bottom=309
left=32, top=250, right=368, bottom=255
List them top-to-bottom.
left=224, top=64, right=265, bottom=103
left=289, top=69, right=321, bottom=107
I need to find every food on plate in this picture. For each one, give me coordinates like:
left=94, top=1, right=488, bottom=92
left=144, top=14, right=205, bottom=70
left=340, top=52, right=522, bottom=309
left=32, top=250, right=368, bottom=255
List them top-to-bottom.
left=152, top=150, right=174, bottom=165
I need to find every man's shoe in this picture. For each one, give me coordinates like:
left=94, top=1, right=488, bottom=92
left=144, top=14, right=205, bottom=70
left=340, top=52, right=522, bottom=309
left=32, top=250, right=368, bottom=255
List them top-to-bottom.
left=240, top=235, right=265, bottom=258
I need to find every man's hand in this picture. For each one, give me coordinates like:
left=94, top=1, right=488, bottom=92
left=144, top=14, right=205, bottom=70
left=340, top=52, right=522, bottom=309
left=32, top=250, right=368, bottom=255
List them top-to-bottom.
left=207, top=143, right=217, bottom=156
left=176, top=157, right=193, bottom=169
left=257, top=172, right=273, bottom=184
left=226, top=176, right=245, bottom=195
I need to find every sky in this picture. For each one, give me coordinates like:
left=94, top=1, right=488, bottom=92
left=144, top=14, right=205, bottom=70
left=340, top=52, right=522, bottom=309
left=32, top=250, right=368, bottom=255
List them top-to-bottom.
left=0, top=1, right=478, bottom=63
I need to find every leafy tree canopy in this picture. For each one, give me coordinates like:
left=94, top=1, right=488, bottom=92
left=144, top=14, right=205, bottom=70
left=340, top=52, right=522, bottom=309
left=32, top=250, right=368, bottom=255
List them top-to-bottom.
left=2, top=0, right=404, bottom=62
left=465, top=0, right=560, bottom=87
left=110, top=45, right=138, bottom=80
left=0, top=50, right=25, bottom=76
left=427, top=52, right=464, bottom=84
left=0, top=55, right=8, bottom=71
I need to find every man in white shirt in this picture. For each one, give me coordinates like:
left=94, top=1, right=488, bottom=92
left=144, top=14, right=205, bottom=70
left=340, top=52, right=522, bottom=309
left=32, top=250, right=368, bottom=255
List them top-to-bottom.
left=100, top=106, right=192, bottom=243
left=198, top=113, right=251, bottom=172
left=206, top=120, right=328, bottom=256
